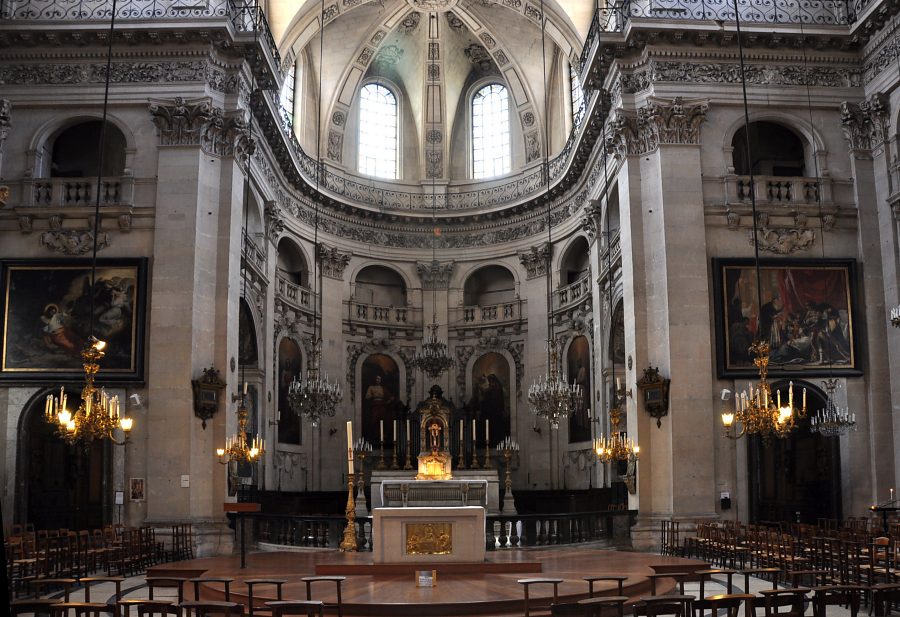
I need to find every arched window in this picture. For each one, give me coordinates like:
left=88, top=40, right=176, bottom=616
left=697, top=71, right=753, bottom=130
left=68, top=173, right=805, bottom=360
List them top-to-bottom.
left=279, top=61, right=296, bottom=126
left=569, top=62, right=584, bottom=126
left=358, top=83, right=398, bottom=179
left=472, top=83, right=510, bottom=179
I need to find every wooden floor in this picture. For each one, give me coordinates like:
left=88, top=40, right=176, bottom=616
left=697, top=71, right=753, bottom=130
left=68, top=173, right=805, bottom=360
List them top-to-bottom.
left=149, top=548, right=708, bottom=616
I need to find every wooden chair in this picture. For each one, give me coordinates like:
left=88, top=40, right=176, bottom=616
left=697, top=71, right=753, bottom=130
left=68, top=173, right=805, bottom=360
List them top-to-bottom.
left=739, top=567, right=781, bottom=592
left=694, top=568, right=736, bottom=597
left=646, top=573, right=688, bottom=596
left=300, top=575, right=345, bottom=617
left=584, top=575, right=628, bottom=598
left=80, top=576, right=125, bottom=603
left=30, top=577, right=79, bottom=601
left=147, top=577, right=188, bottom=604
left=188, top=577, right=234, bottom=602
left=518, top=577, right=564, bottom=617
left=245, top=579, right=287, bottom=617
left=872, top=582, right=900, bottom=616
left=810, top=585, right=864, bottom=617
left=758, top=587, right=810, bottom=617
left=693, top=594, right=754, bottom=617
left=578, top=595, right=629, bottom=617
left=632, top=595, right=693, bottom=617
left=10, top=599, right=62, bottom=616
left=117, top=599, right=180, bottom=617
left=180, top=601, right=244, bottom=617
left=266, top=601, right=325, bottom=617
left=48, top=602, right=117, bottom=617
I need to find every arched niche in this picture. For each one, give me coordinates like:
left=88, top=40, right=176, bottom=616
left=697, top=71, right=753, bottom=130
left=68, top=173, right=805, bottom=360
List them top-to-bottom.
left=48, top=120, right=127, bottom=178
left=732, top=121, right=808, bottom=177
left=244, top=191, right=265, bottom=239
left=560, top=236, right=590, bottom=285
left=276, top=238, right=310, bottom=288
left=353, top=265, right=407, bottom=307
left=463, top=265, right=516, bottom=307
left=238, top=299, right=259, bottom=368
left=566, top=334, right=592, bottom=444
left=277, top=337, right=303, bottom=446
left=464, top=350, right=514, bottom=447
left=359, top=352, right=403, bottom=448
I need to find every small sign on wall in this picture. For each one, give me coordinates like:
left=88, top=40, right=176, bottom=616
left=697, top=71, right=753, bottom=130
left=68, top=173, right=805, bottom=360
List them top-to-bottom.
left=416, top=570, right=437, bottom=587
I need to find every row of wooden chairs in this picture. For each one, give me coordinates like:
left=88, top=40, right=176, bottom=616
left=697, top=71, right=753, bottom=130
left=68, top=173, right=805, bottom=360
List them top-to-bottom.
left=10, top=599, right=327, bottom=617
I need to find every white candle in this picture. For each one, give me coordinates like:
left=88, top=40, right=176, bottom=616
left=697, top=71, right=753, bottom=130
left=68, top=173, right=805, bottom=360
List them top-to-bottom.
left=616, top=377, right=621, bottom=390
left=243, top=382, right=248, bottom=395
left=803, top=388, right=806, bottom=409
left=406, top=418, right=411, bottom=445
left=472, top=418, right=476, bottom=444
left=393, top=419, right=397, bottom=441
left=486, top=419, right=490, bottom=444
left=346, top=420, right=354, bottom=470
left=380, top=420, right=384, bottom=442
left=459, top=420, right=463, bottom=443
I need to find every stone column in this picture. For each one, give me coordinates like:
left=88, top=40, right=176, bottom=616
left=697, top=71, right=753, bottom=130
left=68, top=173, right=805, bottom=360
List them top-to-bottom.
left=840, top=95, right=897, bottom=505
left=145, top=97, right=250, bottom=555
left=609, top=98, right=719, bottom=550
left=582, top=200, right=604, bottom=488
left=262, top=202, right=284, bottom=490
left=518, top=243, right=553, bottom=488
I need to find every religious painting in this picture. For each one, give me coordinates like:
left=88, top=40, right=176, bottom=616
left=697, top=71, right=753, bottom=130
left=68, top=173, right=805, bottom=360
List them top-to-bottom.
left=0, top=259, right=147, bottom=382
left=713, top=259, right=859, bottom=377
left=238, top=300, right=258, bottom=366
left=567, top=335, right=592, bottom=443
left=277, top=338, right=302, bottom=445
left=470, top=352, right=510, bottom=447
left=361, top=353, right=400, bottom=447
left=129, top=478, right=145, bottom=502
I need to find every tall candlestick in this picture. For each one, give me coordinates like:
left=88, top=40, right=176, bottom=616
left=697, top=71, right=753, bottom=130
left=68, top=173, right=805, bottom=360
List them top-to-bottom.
left=243, top=381, right=248, bottom=395
left=406, top=418, right=410, bottom=443
left=393, top=419, right=397, bottom=442
left=459, top=419, right=463, bottom=443
left=472, top=419, right=476, bottom=444
left=486, top=419, right=490, bottom=444
left=380, top=420, right=384, bottom=442
left=347, top=421, right=354, bottom=475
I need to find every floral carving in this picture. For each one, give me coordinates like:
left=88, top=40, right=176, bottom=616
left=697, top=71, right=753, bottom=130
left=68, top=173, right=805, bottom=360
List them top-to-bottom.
left=400, top=11, right=421, bottom=34
left=479, top=32, right=496, bottom=49
left=375, top=45, right=404, bottom=69
left=840, top=93, right=889, bottom=152
left=606, top=97, right=708, bottom=156
left=327, top=129, right=343, bottom=161
left=749, top=227, right=817, bottom=255
left=41, top=229, right=110, bottom=255
left=519, top=243, right=551, bottom=280
left=318, top=244, right=351, bottom=280
left=416, top=260, right=455, bottom=289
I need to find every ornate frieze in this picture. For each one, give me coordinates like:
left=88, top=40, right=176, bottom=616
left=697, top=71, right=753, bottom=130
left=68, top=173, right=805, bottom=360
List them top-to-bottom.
left=840, top=93, right=889, bottom=152
left=149, top=97, right=251, bottom=157
left=607, top=97, right=708, bottom=157
left=0, top=98, right=9, bottom=176
left=580, top=200, right=601, bottom=241
left=265, top=201, right=285, bottom=242
left=749, top=227, right=816, bottom=255
left=40, top=228, right=110, bottom=255
left=518, top=243, right=551, bottom=280
left=318, top=244, right=351, bottom=280
left=416, top=260, right=455, bottom=290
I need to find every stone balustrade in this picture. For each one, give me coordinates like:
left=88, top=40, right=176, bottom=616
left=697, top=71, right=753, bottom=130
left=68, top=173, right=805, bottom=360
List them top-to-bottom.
left=728, top=174, right=833, bottom=207
left=29, top=176, right=134, bottom=208
left=275, top=274, right=312, bottom=310
left=554, top=274, right=591, bottom=311
left=347, top=300, right=419, bottom=326
left=455, top=301, right=522, bottom=326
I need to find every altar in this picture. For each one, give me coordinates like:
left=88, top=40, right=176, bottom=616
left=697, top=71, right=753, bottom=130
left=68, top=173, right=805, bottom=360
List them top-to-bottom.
left=372, top=506, right=486, bottom=563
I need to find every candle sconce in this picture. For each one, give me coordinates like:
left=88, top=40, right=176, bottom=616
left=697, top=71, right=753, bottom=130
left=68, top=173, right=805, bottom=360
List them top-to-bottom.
left=191, top=366, right=226, bottom=430
left=636, top=366, right=670, bottom=429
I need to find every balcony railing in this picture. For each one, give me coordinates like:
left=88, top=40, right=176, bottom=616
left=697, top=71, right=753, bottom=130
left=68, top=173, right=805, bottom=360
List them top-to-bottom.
left=728, top=175, right=833, bottom=207
left=28, top=176, right=134, bottom=208
left=241, top=231, right=266, bottom=272
left=598, top=232, right=622, bottom=282
left=275, top=274, right=312, bottom=310
left=553, top=274, right=591, bottom=311
left=347, top=300, right=419, bottom=326
left=454, top=300, right=523, bottom=326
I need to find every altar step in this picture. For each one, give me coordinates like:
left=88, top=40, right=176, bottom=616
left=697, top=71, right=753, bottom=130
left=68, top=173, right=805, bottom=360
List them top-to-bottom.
left=315, top=560, right=542, bottom=576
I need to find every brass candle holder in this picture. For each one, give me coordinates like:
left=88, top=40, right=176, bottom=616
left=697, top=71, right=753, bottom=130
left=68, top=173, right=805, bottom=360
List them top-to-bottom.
left=403, top=433, right=413, bottom=470
left=376, top=438, right=386, bottom=469
left=391, top=440, right=399, bottom=470
left=483, top=442, right=492, bottom=468
left=339, top=474, right=358, bottom=552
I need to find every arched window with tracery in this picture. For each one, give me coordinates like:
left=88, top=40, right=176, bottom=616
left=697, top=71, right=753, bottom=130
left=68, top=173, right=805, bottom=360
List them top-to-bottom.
left=358, top=83, right=398, bottom=179
left=472, top=83, right=510, bottom=179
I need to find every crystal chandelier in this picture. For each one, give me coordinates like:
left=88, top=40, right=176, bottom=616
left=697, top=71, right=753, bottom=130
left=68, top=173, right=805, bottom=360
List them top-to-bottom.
left=891, top=304, right=900, bottom=328
left=411, top=322, right=454, bottom=379
left=45, top=338, right=133, bottom=445
left=529, top=339, right=583, bottom=429
left=288, top=340, right=342, bottom=427
left=722, top=341, right=807, bottom=441
left=811, top=378, right=856, bottom=437
left=217, top=386, right=264, bottom=464
left=594, top=402, right=639, bottom=463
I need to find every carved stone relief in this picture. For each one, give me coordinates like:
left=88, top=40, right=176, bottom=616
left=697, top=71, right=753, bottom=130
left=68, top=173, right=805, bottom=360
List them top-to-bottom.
left=400, top=11, right=421, bottom=34
left=375, top=45, right=404, bottom=69
left=840, top=93, right=889, bottom=152
left=149, top=97, right=251, bottom=157
left=606, top=97, right=708, bottom=157
left=327, top=129, right=343, bottom=162
left=749, top=227, right=816, bottom=255
left=41, top=229, right=110, bottom=255
left=518, top=243, right=551, bottom=280
left=318, top=244, right=351, bottom=280
left=416, top=260, right=455, bottom=289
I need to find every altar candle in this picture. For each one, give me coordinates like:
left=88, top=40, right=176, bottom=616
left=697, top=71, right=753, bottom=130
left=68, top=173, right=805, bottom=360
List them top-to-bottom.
left=616, top=377, right=621, bottom=390
left=243, top=381, right=248, bottom=395
left=802, top=387, right=806, bottom=409
left=406, top=418, right=410, bottom=444
left=472, top=418, right=476, bottom=444
left=459, top=419, right=463, bottom=444
left=486, top=419, right=490, bottom=444
left=380, top=420, right=384, bottom=442
left=393, top=420, right=397, bottom=442
left=346, top=421, right=354, bottom=475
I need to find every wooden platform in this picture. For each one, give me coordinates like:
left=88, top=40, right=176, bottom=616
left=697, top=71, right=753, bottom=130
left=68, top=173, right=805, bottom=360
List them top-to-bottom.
left=148, top=548, right=709, bottom=616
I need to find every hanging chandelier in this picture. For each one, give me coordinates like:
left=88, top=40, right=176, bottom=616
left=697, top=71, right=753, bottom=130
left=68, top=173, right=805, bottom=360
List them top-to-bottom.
left=44, top=0, right=133, bottom=447
left=891, top=304, right=900, bottom=328
left=411, top=322, right=454, bottom=379
left=45, top=337, right=133, bottom=445
left=529, top=339, right=583, bottom=429
left=288, top=340, right=342, bottom=427
left=722, top=341, right=807, bottom=441
left=811, top=378, right=856, bottom=437
left=217, top=386, right=264, bottom=464
left=594, top=400, right=638, bottom=463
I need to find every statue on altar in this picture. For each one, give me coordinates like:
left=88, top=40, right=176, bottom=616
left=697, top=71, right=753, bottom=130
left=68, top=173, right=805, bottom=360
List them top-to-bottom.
left=415, top=385, right=454, bottom=480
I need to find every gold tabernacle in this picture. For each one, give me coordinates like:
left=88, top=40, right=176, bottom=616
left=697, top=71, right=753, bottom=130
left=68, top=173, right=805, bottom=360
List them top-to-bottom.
left=405, top=522, right=453, bottom=555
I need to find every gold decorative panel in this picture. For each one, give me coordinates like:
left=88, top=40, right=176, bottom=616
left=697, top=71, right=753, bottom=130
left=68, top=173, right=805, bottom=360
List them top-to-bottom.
left=405, top=522, right=452, bottom=555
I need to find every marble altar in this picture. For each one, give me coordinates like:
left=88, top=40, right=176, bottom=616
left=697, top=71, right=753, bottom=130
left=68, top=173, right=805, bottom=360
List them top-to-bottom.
left=372, top=506, right=486, bottom=564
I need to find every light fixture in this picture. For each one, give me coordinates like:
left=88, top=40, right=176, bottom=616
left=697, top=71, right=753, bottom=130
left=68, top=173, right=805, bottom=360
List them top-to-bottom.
left=44, top=0, right=133, bottom=446
left=288, top=0, right=343, bottom=425
left=528, top=0, right=582, bottom=429
left=719, top=0, right=806, bottom=442
left=891, top=304, right=900, bottom=328
left=810, top=378, right=856, bottom=437
left=217, top=383, right=265, bottom=464
left=594, top=402, right=638, bottom=464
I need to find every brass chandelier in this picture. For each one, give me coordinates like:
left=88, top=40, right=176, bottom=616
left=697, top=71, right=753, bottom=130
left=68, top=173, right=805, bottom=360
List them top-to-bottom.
left=44, top=0, right=133, bottom=447
left=411, top=322, right=454, bottom=379
left=288, top=341, right=343, bottom=427
left=722, top=341, right=807, bottom=441
left=217, top=385, right=264, bottom=464
left=594, top=401, right=639, bottom=463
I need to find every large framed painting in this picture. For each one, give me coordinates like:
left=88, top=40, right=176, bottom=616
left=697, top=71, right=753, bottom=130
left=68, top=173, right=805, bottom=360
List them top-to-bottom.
left=1, top=258, right=148, bottom=383
left=713, top=258, right=860, bottom=378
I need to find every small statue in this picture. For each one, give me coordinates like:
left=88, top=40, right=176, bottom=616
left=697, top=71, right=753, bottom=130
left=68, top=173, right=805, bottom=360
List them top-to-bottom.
left=429, top=421, right=442, bottom=451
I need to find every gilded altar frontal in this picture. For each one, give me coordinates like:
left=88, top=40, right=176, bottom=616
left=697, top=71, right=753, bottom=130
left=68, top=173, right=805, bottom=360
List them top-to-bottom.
left=405, top=522, right=453, bottom=555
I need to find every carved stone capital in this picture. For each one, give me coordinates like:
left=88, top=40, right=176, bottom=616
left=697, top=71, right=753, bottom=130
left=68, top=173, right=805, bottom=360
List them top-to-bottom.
left=840, top=93, right=889, bottom=152
left=149, top=97, right=252, bottom=157
left=606, top=97, right=708, bottom=157
left=580, top=200, right=602, bottom=241
left=264, top=201, right=285, bottom=242
left=893, top=202, right=900, bottom=222
left=18, top=214, right=33, bottom=234
left=40, top=229, right=110, bottom=255
left=518, top=242, right=551, bottom=280
left=318, top=244, right=351, bottom=280
left=416, top=260, right=454, bottom=290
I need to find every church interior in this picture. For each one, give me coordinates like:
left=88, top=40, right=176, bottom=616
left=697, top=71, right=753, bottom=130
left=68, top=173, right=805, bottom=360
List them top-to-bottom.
left=2, top=0, right=900, bottom=614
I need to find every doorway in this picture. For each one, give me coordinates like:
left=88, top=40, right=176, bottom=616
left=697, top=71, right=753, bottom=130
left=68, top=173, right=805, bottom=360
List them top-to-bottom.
left=748, top=383, right=841, bottom=524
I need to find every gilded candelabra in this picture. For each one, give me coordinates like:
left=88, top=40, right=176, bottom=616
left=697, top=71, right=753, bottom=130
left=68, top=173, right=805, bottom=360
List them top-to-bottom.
left=216, top=387, right=265, bottom=464
left=594, top=402, right=639, bottom=464
left=496, top=437, right=519, bottom=514
left=376, top=438, right=386, bottom=469
left=339, top=475, right=357, bottom=552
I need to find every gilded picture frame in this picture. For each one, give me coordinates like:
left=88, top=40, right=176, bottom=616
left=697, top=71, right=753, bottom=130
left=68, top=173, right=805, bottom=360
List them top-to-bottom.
left=0, top=258, right=148, bottom=383
left=713, top=258, right=860, bottom=378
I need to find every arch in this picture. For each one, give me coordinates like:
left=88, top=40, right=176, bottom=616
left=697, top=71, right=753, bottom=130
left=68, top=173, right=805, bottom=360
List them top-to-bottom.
left=357, top=82, right=400, bottom=179
left=471, top=82, right=512, bottom=179
left=721, top=111, right=826, bottom=175
left=29, top=113, right=137, bottom=177
left=731, top=121, right=807, bottom=177
left=244, top=190, right=265, bottom=238
left=558, top=234, right=591, bottom=285
left=276, top=237, right=311, bottom=288
left=454, top=260, right=520, bottom=291
left=352, top=264, right=410, bottom=306
left=463, top=264, right=517, bottom=306
left=239, top=298, right=260, bottom=368
left=607, top=299, right=625, bottom=365
left=565, top=333, right=593, bottom=443
left=276, top=336, right=304, bottom=446
left=463, top=349, right=516, bottom=447
left=358, top=352, right=404, bottom=448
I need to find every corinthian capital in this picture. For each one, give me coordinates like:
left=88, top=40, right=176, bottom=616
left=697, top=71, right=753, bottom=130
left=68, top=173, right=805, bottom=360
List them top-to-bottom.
left=840, top=93, right=888, bottom=152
